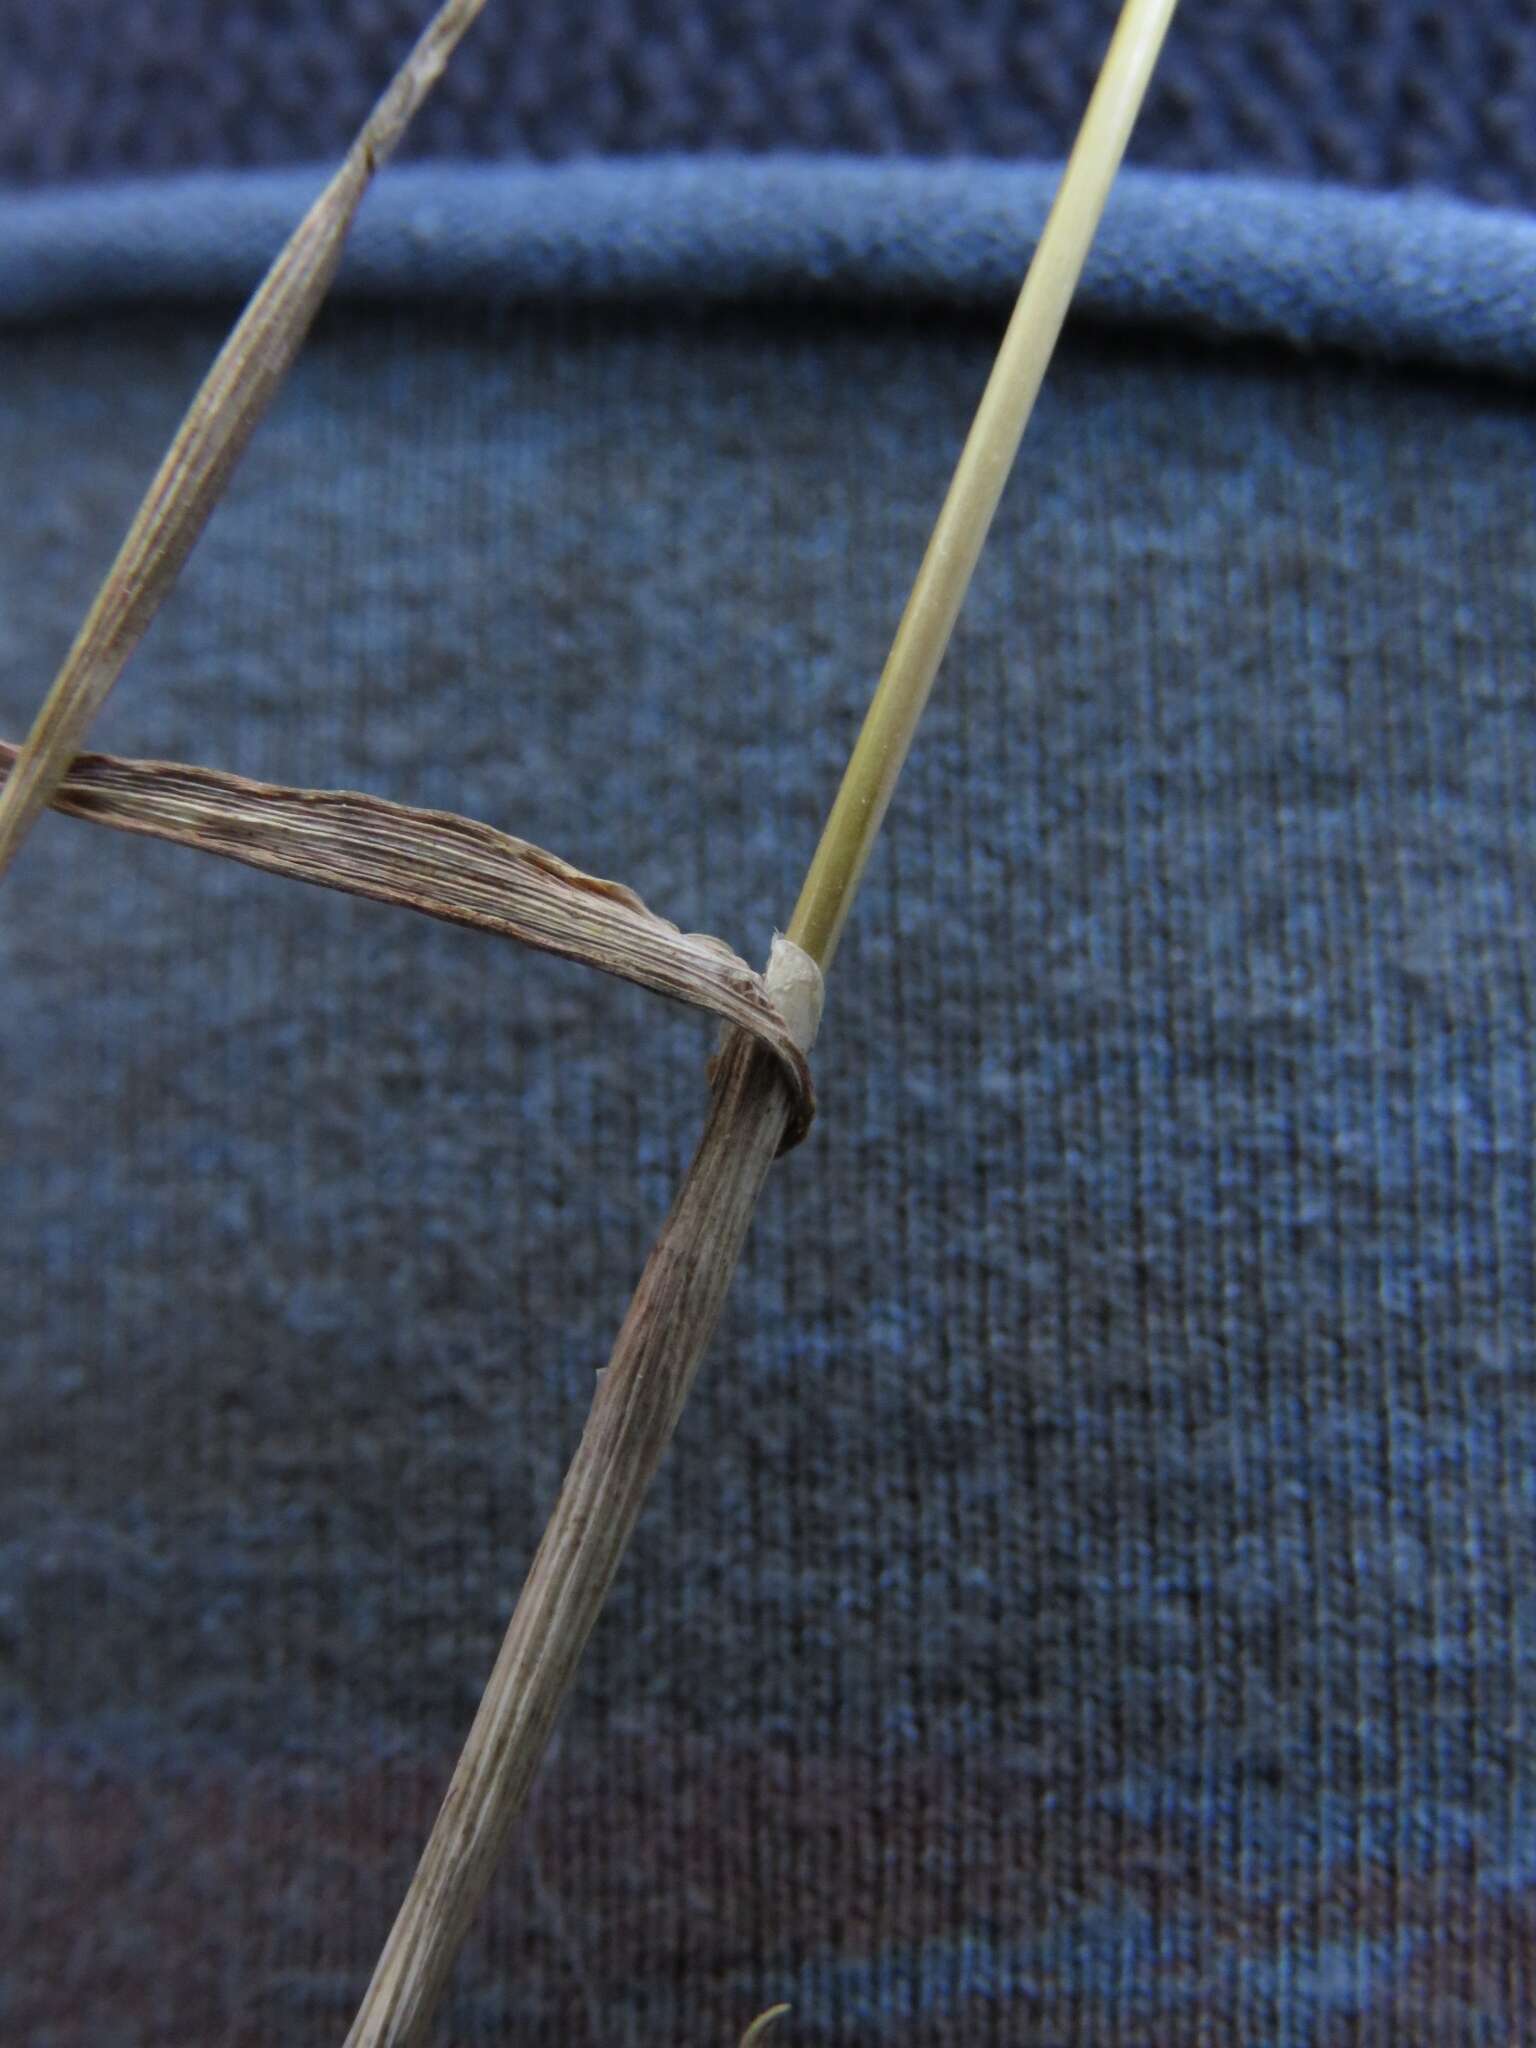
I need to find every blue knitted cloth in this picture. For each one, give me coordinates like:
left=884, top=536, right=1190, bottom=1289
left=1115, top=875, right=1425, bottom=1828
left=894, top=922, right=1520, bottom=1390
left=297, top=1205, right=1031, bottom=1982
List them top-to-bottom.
left=4, top=1, right=1536, bottom=210
left=2, top=161, right=1534, bottom=2044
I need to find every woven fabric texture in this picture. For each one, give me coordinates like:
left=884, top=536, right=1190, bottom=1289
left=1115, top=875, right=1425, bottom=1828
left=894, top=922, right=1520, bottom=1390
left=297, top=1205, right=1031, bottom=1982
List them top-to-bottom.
left=4, top=1, right=1536, bottom=209
left=4, top=167, right=1535, bottom=2044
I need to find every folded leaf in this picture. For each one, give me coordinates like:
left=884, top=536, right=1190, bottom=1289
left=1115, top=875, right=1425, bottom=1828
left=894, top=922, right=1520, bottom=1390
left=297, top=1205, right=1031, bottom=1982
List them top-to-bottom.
left=0, top=740, right=816, bottom=1146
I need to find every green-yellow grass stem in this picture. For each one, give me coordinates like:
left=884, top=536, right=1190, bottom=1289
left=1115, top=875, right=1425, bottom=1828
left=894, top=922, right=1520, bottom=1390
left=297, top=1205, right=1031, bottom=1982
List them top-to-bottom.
left=788, top=0, right=1180, bottom=971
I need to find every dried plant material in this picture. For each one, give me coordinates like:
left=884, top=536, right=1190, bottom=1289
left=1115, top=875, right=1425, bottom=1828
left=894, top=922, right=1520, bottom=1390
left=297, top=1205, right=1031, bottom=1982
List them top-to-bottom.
left=0, top=0, right=491, bottom=883
left=8, top=0, right=1174, bottom=2031
left=349, top=3, right=1180, bottom=2040
left=0, top=738, right=816, bottom=1145
left=346, top=1032, right=796, bottom=2045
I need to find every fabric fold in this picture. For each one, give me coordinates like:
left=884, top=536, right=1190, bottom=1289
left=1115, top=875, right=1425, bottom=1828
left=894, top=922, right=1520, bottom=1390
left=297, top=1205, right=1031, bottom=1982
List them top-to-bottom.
left=2, top=159, right=1534, bottom=378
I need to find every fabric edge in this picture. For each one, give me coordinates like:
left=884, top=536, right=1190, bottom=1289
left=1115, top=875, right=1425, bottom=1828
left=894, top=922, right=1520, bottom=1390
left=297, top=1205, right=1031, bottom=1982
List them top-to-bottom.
left=0, top=157, right=1533, bottom=380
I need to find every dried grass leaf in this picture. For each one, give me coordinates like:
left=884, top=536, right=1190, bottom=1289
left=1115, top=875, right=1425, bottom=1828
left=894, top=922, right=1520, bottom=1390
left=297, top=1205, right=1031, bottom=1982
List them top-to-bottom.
left=0, top=0, right=491, bottom=881
left=0, top=738, right=815, bottom=1142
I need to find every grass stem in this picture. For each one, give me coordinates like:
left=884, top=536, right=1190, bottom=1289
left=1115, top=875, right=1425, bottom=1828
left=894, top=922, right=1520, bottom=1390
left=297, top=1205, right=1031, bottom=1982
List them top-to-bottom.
left=787, top=0, right=1180, bottom=970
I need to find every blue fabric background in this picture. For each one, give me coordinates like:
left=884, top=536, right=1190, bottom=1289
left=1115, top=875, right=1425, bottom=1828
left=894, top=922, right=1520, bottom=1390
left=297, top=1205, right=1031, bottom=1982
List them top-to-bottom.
left=3, top=1, right=1536, bottom=210
left=1, top=41, right=1534, bottom=2048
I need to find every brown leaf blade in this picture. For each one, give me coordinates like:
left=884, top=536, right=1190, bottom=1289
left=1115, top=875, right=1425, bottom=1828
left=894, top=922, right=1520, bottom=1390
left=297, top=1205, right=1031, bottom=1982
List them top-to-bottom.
left=0, top=0, right=491, bottom=883
left=0, top=738, right=816, bottom=1143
